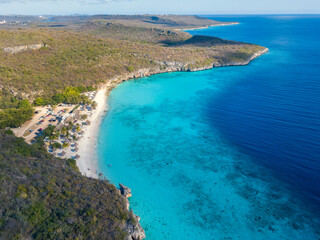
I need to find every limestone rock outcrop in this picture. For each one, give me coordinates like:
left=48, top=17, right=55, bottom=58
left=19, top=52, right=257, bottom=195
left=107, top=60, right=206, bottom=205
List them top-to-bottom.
left=3, top=43, right=45, bottom=54
left=119, top=183, right=132, bottom=198
left=119, top=184, right=146, bottom=239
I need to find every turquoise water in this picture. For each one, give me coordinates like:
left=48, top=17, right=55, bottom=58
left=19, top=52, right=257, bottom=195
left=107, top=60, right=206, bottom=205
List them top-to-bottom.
left=97, top=16, right=320, bottom=239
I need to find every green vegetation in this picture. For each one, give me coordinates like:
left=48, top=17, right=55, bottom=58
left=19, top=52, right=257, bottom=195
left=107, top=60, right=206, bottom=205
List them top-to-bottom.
left=86, top=15, right=237, bottom=30
left=80, top=21, right=191, bottom=44
left=0, top=26, right=264, bottom=130
left=0, top=28, right=265, bottom=98
left=0, top=85, right=97, bottom=129
left=33, top=86, right=95, bottom=106
left=0, top=89, right=33, bottom=128
left=43, top=125, right=55, bottom=136
left=0, top=130, right=135, bottom=239
left=52, top=142, right=62, bottom=149
left=62, top=142, right=69, bottom=149
left=66, top=158, right=78, bottom=171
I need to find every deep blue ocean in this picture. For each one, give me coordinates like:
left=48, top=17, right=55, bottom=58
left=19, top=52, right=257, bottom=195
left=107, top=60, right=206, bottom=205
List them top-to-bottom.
left=98, top=15, right=320, bottom=239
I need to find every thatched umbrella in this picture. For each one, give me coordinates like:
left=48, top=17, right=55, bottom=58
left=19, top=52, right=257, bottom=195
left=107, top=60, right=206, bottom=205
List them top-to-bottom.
left=86, top=120, right=91, bottom=126
left=74, top=142, right=79, bottom=147
left=74, top=147, right=79, bottom=152
left=60, top=151, right=66, bottom=157
left=75, top=154, right=80, bottom=160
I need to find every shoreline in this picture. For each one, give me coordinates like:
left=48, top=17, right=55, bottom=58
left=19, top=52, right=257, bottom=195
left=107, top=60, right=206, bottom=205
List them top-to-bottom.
left=175, top=22, right=239, bottom=31
left=76, top=47, right=269, bottom=179
left=76, top=85, right=108, bottom=178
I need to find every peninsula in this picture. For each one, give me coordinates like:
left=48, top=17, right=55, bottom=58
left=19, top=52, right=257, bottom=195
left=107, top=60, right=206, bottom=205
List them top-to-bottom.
left=0, top=15, right=268, bottom=239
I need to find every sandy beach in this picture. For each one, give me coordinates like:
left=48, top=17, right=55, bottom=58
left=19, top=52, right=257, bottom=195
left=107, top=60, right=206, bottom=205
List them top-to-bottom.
left=175, top=22, right=239, bottom=31
left=75, top=86, right=108, bottom=178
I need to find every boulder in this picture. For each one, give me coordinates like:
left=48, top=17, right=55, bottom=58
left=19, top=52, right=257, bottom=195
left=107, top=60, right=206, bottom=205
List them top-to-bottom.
left=119, top=183, right=132, bottom=198
left=125, top=221, right=146, bottom=240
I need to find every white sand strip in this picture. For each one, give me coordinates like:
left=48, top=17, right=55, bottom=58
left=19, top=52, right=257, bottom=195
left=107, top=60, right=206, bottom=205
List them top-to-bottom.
left=76, top=86, right=108, bottom=178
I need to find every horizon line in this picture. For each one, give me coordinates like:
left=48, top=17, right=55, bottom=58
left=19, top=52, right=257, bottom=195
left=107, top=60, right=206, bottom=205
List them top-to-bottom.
left=1, top=13, right=320, bottom=16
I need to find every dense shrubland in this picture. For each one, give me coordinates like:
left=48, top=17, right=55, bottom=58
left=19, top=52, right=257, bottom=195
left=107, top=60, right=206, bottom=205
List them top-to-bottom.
left=79, top=21, right=191, bottom=44
left=0, top=29, right=265, bottom=97
left=33, top=86, right=96, bottom=106
left=0, top=89, right=33, bottom=128
left=0, top=130, right=135, bottom=239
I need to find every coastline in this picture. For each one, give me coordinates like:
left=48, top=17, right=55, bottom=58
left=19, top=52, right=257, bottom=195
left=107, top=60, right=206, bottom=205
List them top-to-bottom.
left=175, top=22, right=239, bottom=31
left=76, top=47, right=269, bottom=179
left=76, top=85, right=108, bottom=178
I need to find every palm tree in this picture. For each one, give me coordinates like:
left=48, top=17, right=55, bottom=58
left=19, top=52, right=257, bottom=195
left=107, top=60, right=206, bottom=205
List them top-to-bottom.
left=61, top=126, right=67, bottom=135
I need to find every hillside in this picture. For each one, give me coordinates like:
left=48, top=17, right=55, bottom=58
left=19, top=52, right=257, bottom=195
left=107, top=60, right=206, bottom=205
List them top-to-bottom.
left=0, top=15, right=235, bottom=30
left=86, top=15, right=238, bottom=30
left=78, top=22, right=191, bottom=44
left=0, top=26, right=266, bottom=130
left=0, top=29, right=264, bottom=95
left=0, top=130, right=141, bottom=239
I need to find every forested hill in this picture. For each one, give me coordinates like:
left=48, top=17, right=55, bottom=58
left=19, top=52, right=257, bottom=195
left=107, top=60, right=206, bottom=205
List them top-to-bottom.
left=0, top=130, right=138, bottom=239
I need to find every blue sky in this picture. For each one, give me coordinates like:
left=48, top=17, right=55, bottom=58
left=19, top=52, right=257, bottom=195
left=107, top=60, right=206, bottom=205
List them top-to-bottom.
left=0, top=0, right=319, bottom=15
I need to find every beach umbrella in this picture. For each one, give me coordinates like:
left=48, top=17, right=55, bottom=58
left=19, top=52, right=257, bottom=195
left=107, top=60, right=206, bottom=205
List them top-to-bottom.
left=75, top=147, right=79, bottom=152
left=60, top=151, right=66, bottom=156
left=75, top=154, right=80, bottom=159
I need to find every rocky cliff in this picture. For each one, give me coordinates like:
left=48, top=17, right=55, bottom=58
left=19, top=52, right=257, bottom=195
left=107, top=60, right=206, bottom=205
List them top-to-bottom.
left=105, top=47, right=269, bottom=93
left=119, top=184, right=146, bottom=240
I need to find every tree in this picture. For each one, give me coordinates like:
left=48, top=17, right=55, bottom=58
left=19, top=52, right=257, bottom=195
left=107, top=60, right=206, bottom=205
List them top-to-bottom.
left=127, top=66, right=134, bottom=73
left=52, top=93, right=66, bottom=104
left=34, top=98, right=44, bottom=106
left=18, top=99, right=31, bottom=109
left=91, top=101, right=97, bottom=109
left=67, top=121, right=74, bottom=130
left=76, top=124, right=81, bottom=133
left=43, top=125, right=56, bottom=137
left=61, top=126, right=67, bottom=135
left=49, top=134, right=58, bottom=141
left=52, top=142, right=62, bottom=149
left=62, top=143, right=69, bottom=149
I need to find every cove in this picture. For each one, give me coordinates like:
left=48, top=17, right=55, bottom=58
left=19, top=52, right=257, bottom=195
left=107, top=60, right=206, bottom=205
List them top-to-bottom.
left=97, top=15, right=320, bottom=239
